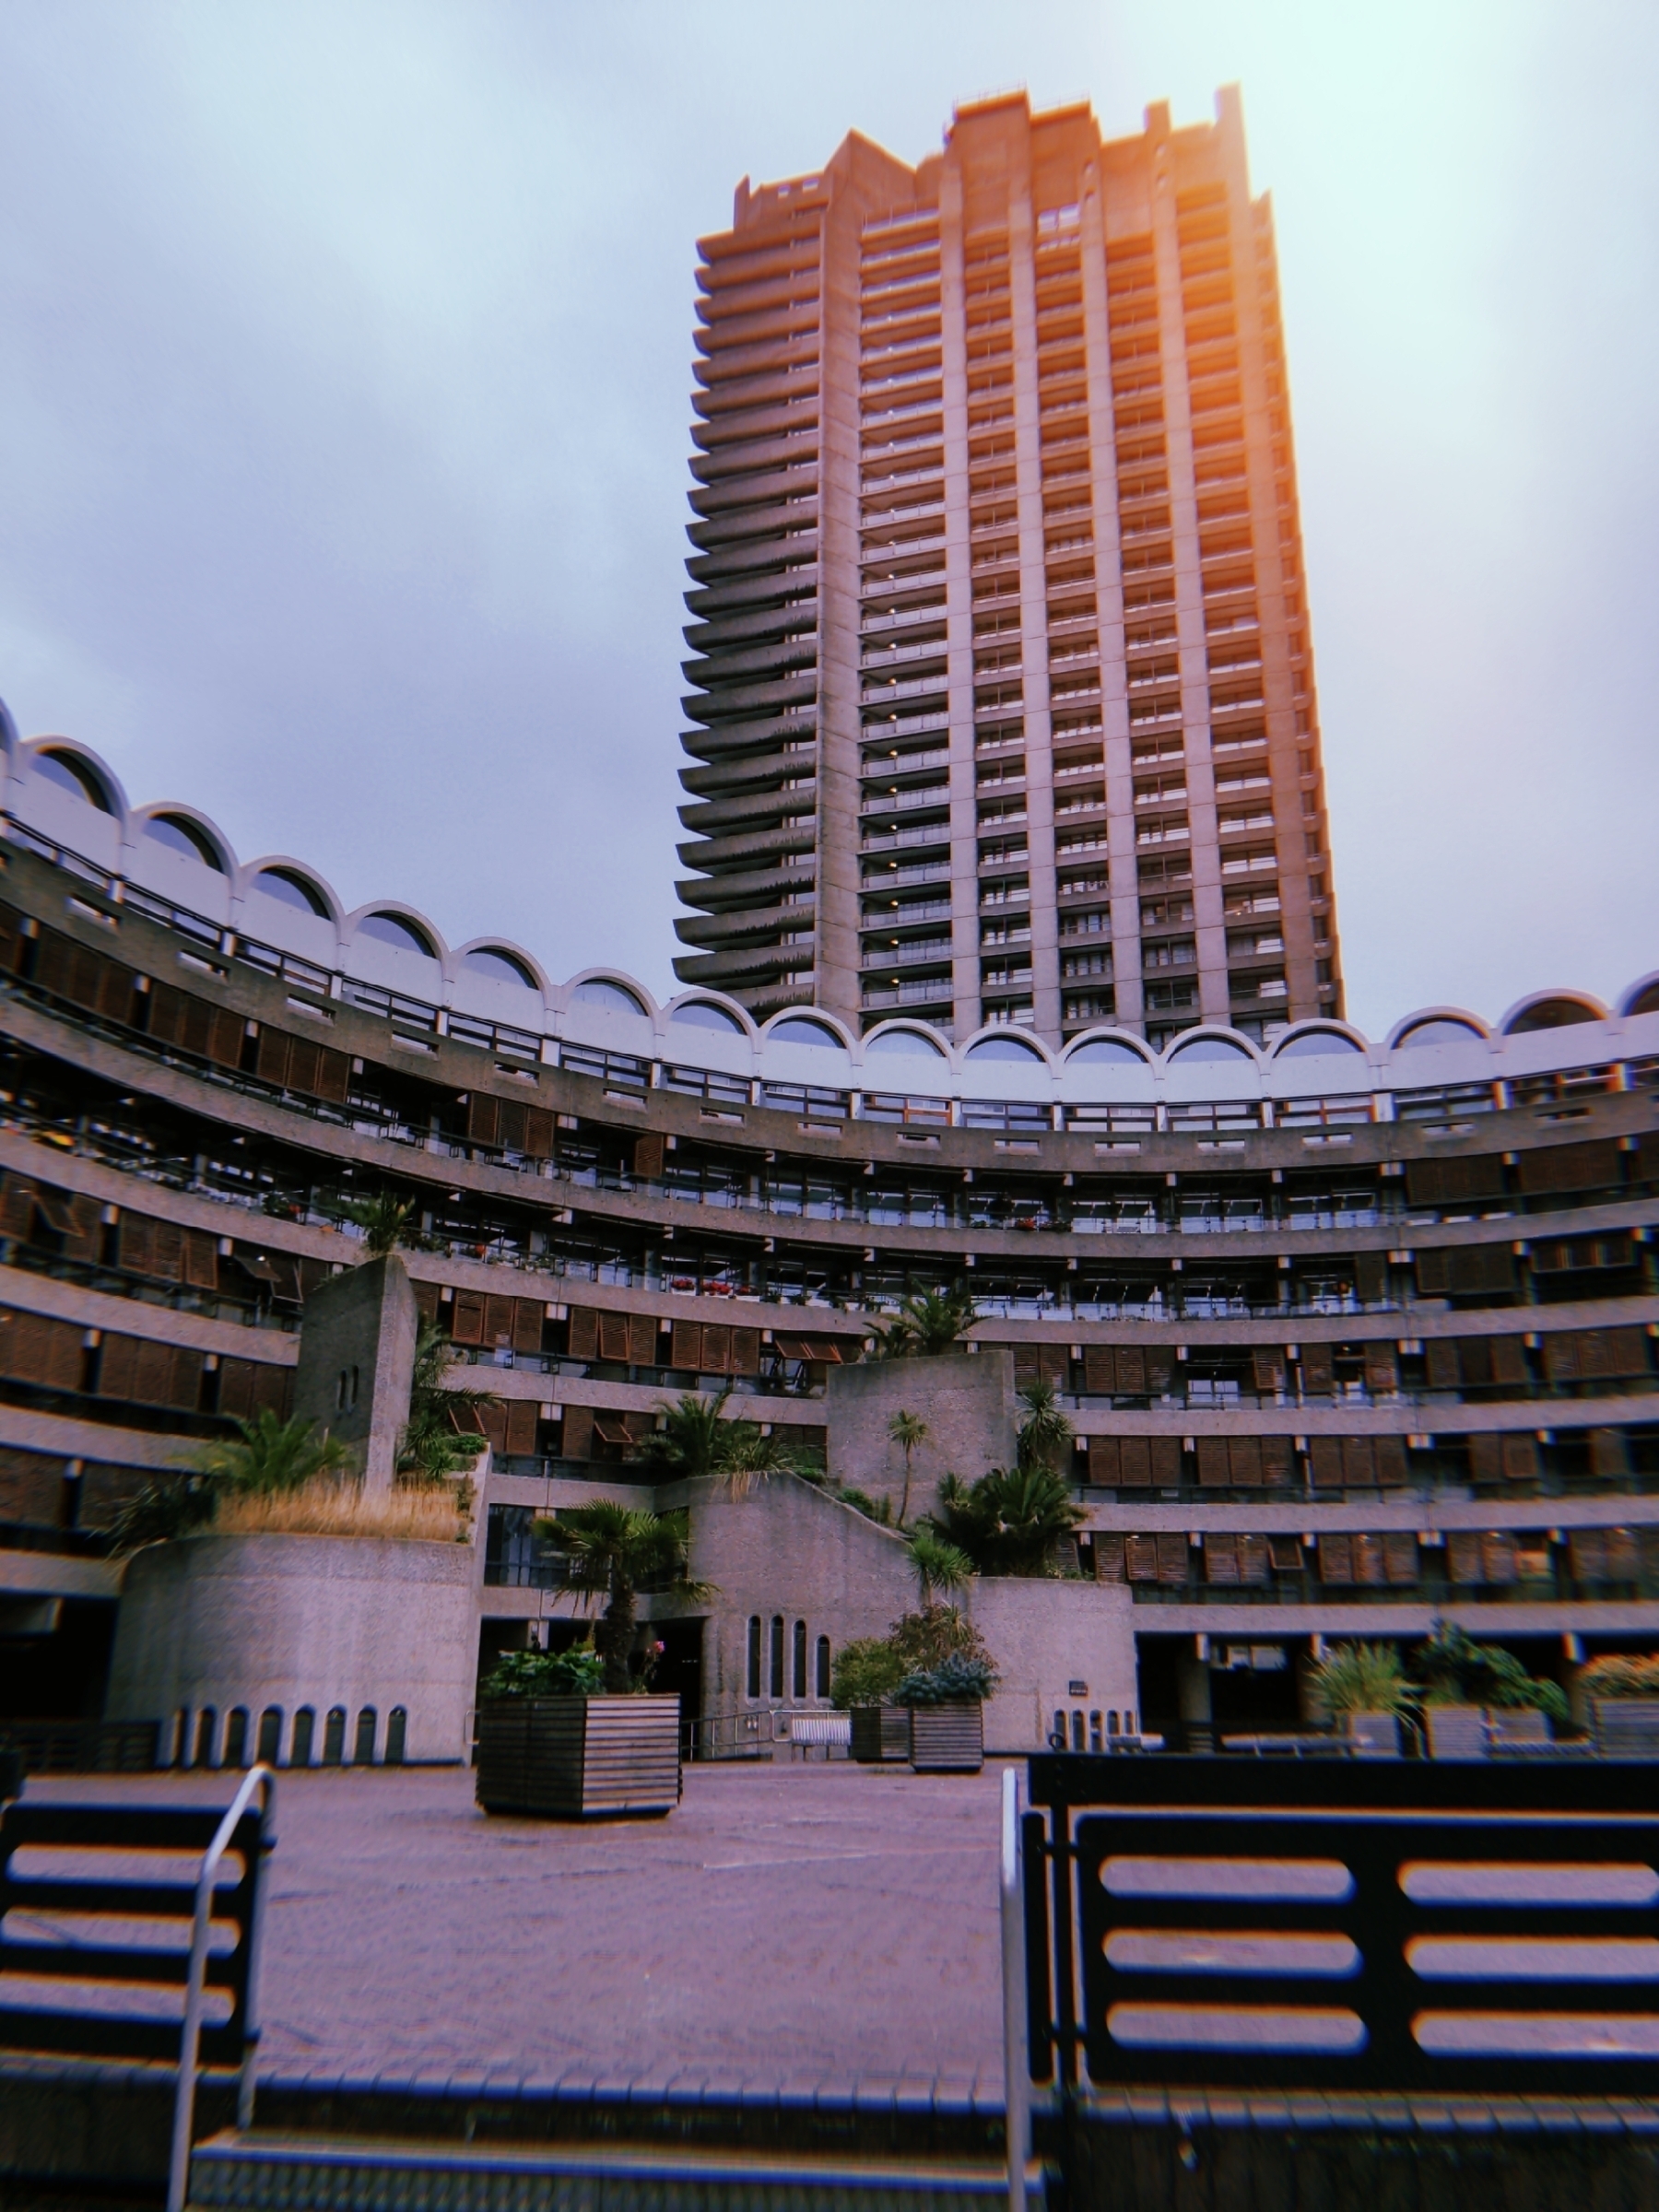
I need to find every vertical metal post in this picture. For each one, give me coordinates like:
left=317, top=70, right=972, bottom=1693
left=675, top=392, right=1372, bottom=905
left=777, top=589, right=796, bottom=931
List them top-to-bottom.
left=1000, top=1765, right=1030, bottom=2212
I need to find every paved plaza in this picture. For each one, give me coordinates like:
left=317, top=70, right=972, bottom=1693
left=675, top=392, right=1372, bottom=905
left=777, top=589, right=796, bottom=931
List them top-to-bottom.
left=30, top=1761, right=1008, bottom=2103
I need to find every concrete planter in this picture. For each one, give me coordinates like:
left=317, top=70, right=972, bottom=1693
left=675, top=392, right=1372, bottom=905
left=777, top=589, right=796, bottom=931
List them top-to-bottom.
left=106, top=1531, right=476, bottom=1767
left=476, top=1694, right=681, bottom=1818
left=1594, top=1699, right=1659, bottom=1759
left=908, top=1701, right=983, bottom=1773
left=849, top=1706, right=911, bottom=1764
left=1347, top=1710, right=1403, bottom=1758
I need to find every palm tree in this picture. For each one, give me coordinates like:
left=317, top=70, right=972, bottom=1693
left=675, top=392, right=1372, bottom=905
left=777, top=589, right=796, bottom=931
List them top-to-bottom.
left=343, top=1192, right=414, bottom=1258
left=877, top=1288, right=976, bottom=1359
left=398, top=1320, right=497, bottom=1483
left=1015, top=1380, right=1074, bottom=1473
left=641, top=1389, right=732, bottom=1480
left=197, top=1407, right=356, bottom=1496
left=888, top=1408, right=930, bottom=1525
left=934, top=1463, right=1085, bottom=1577
left=533, top=1500, right=710, bottom=1691
left=907, top=1528, right=974, bottom=1607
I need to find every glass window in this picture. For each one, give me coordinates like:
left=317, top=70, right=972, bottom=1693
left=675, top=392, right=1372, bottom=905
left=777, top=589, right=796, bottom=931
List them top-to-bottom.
left=35, top=748, right=113, bottom=811
left=145, top=814, right=223, bottom=869
left=254, top=866, right=329, bottom=916
left=463, top=947, right=535, bottom=987
left=571, top=978, right=645, bottom=1014
left=670, top=999, right=744, bottom=1033
left=771, top=1615, right=785, bottom=1700
left=747, top=1616, right=761, bottom=1700
left=793, top=1620, right=807, bottom=1700
left=816, top=1636, right=831, bottom=1699
left=193, top=1707, right=218, bottom=1769
left=290, top=1707, right=316, bottom=1767
left=323, top=1707, right=347, bottom=1765
left=385, top=1707, right=408, bottom=1764
left=224, top=1708, right=250, bottom=1768
left=353, top=1708, right=378, bottom=1765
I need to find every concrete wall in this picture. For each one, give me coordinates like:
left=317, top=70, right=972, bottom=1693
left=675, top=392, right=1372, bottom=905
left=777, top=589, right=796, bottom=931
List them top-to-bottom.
left=290, top=1254, right=418, bottom=1490
left=826, top=1349, right=1017, bottom=1519
left=106, top=1531, right=476, bottom=1763
left=964, top=1577, right=1139, bottom=1752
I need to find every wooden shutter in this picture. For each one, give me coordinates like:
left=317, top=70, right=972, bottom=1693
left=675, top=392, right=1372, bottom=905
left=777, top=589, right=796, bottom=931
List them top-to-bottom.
left=206, top=1008, right=244, bottom=1068
left=255, top=1029, right=292, bottom=1087
left=466, top=1093, right=500, bottom=1147
left=496, top=1100, right=528, bottom=1154
left=524, top=1109, right=555, bottom=1160
left=633, top=1135, right=665, bottom=1182
left=1518, top=1139, right=1620, bottom=1194
left=1406, top=1159, right=1444, bottom=1206
left=0, top=1175, right=35, bottom=1241
left=182, top=1230, right=218, bottom=1291
left=1452, top=1245, right=1515, bottom=1294
left=1416, top=1249, right=1451, bottom=1296
left=1355, top=1252, right=1388, bottom=1304
left=412, top=1279, right=440, bottom=1326
left=451, top=1290, right=486, bottom=1346
left=483, top=1295, right=516, bottom=1348
left=512, top=1300, right=544, bottom=1356
left=566, top=1306, right=598, bottom=1361
left=597, top=1311, right=630, bottom=1363
left=670, top=1318, right=702, bottom=1371
left=701, top=1324, right=731, bottom=1373
left=730, top=1328, right=760, bottom=1377
left=95, top=1332, right=138, bottom=1400
left=1543, top=1333, right=1581, bottom=1383
left=1490, top=1336, right=1529, bottom=1386
left=1425, top=1339, right=1461, bottom=1389
left=1300, top=1343, right=1335, bottom=1394
left=1362, top=1344, right=1398, bottom=1394
left=1083, top=1346, right=1117, bottom=1394
left=1012, top=1347, right=1038, bottom=1391
left=1115, top=1347, right=1146, bottom=1395
left=1251, top=1347, right=1286, bottom=1394
left=1145, top=1348, right=1175, bottom=1396
left=257, top=1364, right=291, bottom=1417
left=504, top=1400, right=539, bottom=1456
left=476, top=1402, right=508, bottom=1452
left=561, top=1406, right=594, bottom=1461
left=1590, top=1428, right=1631, bottom=1478
left=1466, top=1433, right=1503, bottom=1484
left=1500, top=1434, right=1540, bottom=1483
left=1149, top=1436, right=1182, bottom=1487
left=1261, top=1436, right=1292, bottom=1488
left=1341, top=1436, right=1374, bottom=1487
left=1374, top=1436, right=1410, bottom=1487
left=1088, top=1437, right=1119, bottom=1485
left=1118, top=1437, right=1152, bottom=1488
left=1229, top=1437, right=1262, bottom=1487
left=1309, top=1437, right=1344, bottom=1488
left=1196, top=1438, right=1230, bottom=1488
left=1570, top=1527, right=1606, bottom=1582
left=1606, top=1527, right=1641, bottom=1581
left=1383, top=1531, right=1418, bottom=1584
left=1481, top=1532, right=1518, bottom=1584
left=1155, top=1533, right=1189, bottom=1584
left=1238, top=1533, right=1270, bottom=1584
left=1318, top=1534, right=1353, bottom=1583
left=1352, top=1534, right=1386, bottom=1586
left=1094, top=1535, right=1126, bottom=1583
left=1124, top=1535, right=1159, bottom=1581
left=1205, top=1535, right=1240, bottom=1583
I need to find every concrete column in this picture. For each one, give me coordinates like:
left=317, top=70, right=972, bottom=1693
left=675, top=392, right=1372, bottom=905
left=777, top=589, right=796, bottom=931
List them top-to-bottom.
left=290, top=1255, right=418, bottom=1493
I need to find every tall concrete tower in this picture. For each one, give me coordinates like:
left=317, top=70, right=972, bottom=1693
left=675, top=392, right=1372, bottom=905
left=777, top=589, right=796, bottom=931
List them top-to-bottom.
left=673, top=88, right=1341, bottom=1052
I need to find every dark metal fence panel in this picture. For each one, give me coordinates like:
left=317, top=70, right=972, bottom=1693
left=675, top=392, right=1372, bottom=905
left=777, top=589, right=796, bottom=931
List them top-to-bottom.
left=1026, top=1754, right=1659, bottom=2097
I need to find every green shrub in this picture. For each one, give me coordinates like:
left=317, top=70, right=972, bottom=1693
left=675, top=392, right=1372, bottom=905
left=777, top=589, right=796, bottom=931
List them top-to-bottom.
left=829, top=1637, right=906, bottom=1709
left=1309, top=1641, right=1416, bottom=1720
left=481, top=1645, right=606, bottom=1698
left=893, top=1653, right=997, bottom=1705
left=1579, top=1654, right=1659, bottom=1700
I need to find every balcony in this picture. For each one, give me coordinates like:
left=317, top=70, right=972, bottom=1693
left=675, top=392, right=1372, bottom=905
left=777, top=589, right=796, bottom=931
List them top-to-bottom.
left=860, top=635, right=947, bottom=672
left=859, top=674, right=947, bottom=712
left=862, top=708, right=949, bottom=742
left=861, top=746, right=948, bottom=779
left=859, top=781, right=949, bottom=819
left=861, top=821, right=951, bottom=855
left=863, top=896, right=951, bottom=929
left=860, top=937, right=952, bottom=971
left=862, top=977, right=954, bottom=1010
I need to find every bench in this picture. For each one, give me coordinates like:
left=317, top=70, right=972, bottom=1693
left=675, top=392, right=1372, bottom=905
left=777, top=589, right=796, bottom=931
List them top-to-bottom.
left=0, top=1767, right=275, bottom=2212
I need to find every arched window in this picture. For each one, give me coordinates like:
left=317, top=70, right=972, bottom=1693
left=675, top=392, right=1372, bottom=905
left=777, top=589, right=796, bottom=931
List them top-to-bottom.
left=35, top=748, right=113, bottom=812
left=145, top=814, right=224, bottom=870
left=254, top=866, right=329, bottom=916
left=463, top=947, right=536, bottom=988
left=571, top=977, right=645, bottom=1014
left=670, top=999, right=744, bottom=1033
left=769, top=1017, right=842, bottom=1050
left=864, top=1027, right=947, bottom=1059
left=1168, top=1032, right=1252, bottom=1063
left=966, top=1033, right=1042, bottom=1063
left=1065, top=1037, right=1147, bottom=1065
left=770, top=1615, right=784, bottom=1700
left=747, top=1616, right=761, bottom=1700
left=792, top=1620, right=807, bottom=1700
left=816, top=1636, right=831, bottom=1700
left=193, top=1707, right=218, bottom=1770
left=290, top=1707, right=316, bottom=1767
left=323, top=1707, right=347, bottom=1765
left=224, top=1708, right=250, bottom=1769
left=256, top=1708, right=283, bottom=1765
left=353, top=1708, right=378, bottom=1765
left=385, top=1708, right=407, bottom=1764
left=1124, top=1708, right=1136, bottom=1737
left=169, top=1709, right=188, bottom=1768
left=1052, top=1710, right=1065, bottom=1749
left=1070, top=1711, right=1086, bottom=1751
left=1088, top=1712, right=1103, bottom=1753
left=1107, top=1712, right=1119, bottom=1738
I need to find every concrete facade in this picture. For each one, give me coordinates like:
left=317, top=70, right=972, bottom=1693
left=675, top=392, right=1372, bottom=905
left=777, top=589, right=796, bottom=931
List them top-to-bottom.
left=675, top=88, right=1340, bottom=1052
left=289, top=1254, right=418, bottom=1490
left=825, top=1348, right=1018, bottom=1518
left=106, top=1531, right=477, bottom=1765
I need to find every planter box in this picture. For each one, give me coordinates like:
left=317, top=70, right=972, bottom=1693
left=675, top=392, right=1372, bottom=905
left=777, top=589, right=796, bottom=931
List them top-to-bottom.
left=477, top=1694, right=680, bottom=1818
left=1594, top=1699, right=1659, bottom=1759
left=908, top=1701, right=983, bottom=1773
left=1426, top=1705, right=1554, bottom=1759
left=850, top=1707, right=911, bottom=1764
left=1347, top=1711, right=1402, bottom=1759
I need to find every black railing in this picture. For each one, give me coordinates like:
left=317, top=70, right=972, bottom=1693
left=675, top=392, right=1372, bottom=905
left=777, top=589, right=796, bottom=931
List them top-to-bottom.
left=1021, top=1752, right=1659, bottom=2098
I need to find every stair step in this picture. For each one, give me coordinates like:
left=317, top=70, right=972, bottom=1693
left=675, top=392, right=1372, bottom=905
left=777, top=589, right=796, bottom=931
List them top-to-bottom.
left=189, top=2130, right=1017, bottom=2212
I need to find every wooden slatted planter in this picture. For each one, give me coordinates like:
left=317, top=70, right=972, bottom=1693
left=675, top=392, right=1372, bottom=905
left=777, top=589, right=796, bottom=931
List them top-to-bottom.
left=476, top=1694, right=681, bottom=1818
left=908, top=1702, right=983, bottom=1773
left=850, top=1707, right=912, bottom=1764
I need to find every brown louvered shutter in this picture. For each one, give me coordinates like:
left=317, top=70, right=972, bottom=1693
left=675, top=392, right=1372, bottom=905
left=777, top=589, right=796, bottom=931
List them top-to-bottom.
left=176, top=994, right=213, bottom=1058
left=206, top=1008, right=244, bottom=1068
left=255, top=1029, right=293, bottom=1087
left=285, top=1036, right=321, bottom=1096
left=314, top=1047, right=350, bottom=1104
left=466, top=1092, right=500, bottom=1147
left=496, top=1100, right=528, bottom=1154
left=524, top=1109, right=555, bottom=1160
left=633, top=1134, right=665, bottom=1182
left=1519, top=1140, right=1620, bottom=1194
left=1447, top=1155, right=1506, bottom=1203
left=1406, top=1159, right=1444, bottom=1206
left=0, top=1176, right=35, bottom=1242
left=63, top=1194, right=101, bottom=1264
left=117, top=1216, right=153, bottom=1276
left=150, top=1222, right=184, bottom=1283
left=183, top=1231, right=218, bottom=1291
left=1453, top=1245, right=1515, bottom=1294
left=1416, top=1249, right=1452, bottom=1295
left=1355, top=1252, right=1388, bottom=1304
left=411, top=1279, right=440, bottom=1326
left=451, top=1290, right=486, bottom=1347
left=483, top=1295, right=515, bottom=1348
left=512, top=1300, right=544, bottom=1356
left=566, top=1306, right=597, bottom=1361
left=597, top=1312, right=630, bottom=1363
left=623, top=1312, right=654, bottom=1366
left=38, top=1315, right=86, bottom=1392
left=670, top=1318, right=702, bottom=1371
left=701, top=1324, right=732, bottom=1373
left=1601, top=1327, right=1651, bottom=1379
left=730, top=1328, right=760, bottom=1377
left=95, top=1333, right=138, bottom=1400
left=1542, top=1333, right=1581, bottom=1383
left=1490, top=1337, right=1529, bottom=1386
left=132, top=1338, right=174, bottom=1406
left=1425, top=1339, right=1461, bottom=1389
left=1301, top=1343, right=1335, bottom=1394
left=1039, top=1344, right=1068, bottom=1388
left=1363, top=1344, right=1398, bottom=1394
left=1083, top=1346, right=1117, bottom=1394
left=1114, top=1346, right=1146, bottom=1394
left=1251, top=1346, right=1286, bottom=1394
left=167, top=1347, right=204, bottom=1411
left=1013, top=1347, right=1038, bottom=1390
left=1146, top=1348, right=1175, bottom=1396
left=218, top=1359, right=253, bottom=1419
left=263, top=1365, right=292, bottom=1417
left=504, top=1400, right=539, bottom=1456
left=476, top=1402, right=508, bottom=1453
left=561, top=1406, right=594, bottom=1461
left=1590, top=1428, right=1631, bottom=1478
left=1466, top=1433, right=1503, bottom=1484
left=1500, top=1434, right=1540, bottom=1483
left=1088, top=1436, right=1120, bottom=1485
left=1261, top=1436, right=1293, bottom=1487
left=1309, top=1436, right=1343, bottom=1487
left=1341, top=1436, right=1374, bottom=1486
left=1374, top=1436, right=1410, bottom=1487
left=1117, top=1437, right=1152, bottom=1487
left=1149, top=1437, right=1182, bottom=1487
left=1229, top=1437, right=1262, bottom=1486
left=1196, top=1438, right=1230, bottom=1488
left=1606, top=1526, right=1641, bottom=1581
left=1569, top=1527, right=1606, bottom=1582
left=1446, top=1530, right=1483, bottom=1583
left=1383, top=1532, right=1418, bottom=1584
left=1482, top=1532, right=1518, bottom=1584
left=1238, top=1533, right=1270, bottom=1584
left=1318, top=1533, right=1353, bottom=1583
left=1155, top=1534, right=1189, bottom=1584
left=1352, top=1534, right=1386, bottom=1585
left=1094, top=1535, right=1126, bottom=1582
left=1124, top=1535, right=1159, bottom=1581
left=1205, top=1535, right=1239, bottom=1583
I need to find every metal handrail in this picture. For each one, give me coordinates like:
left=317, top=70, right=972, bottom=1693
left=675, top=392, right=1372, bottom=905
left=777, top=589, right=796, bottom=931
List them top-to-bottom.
left=167, top=1763, right=276, bottom=2212
left=999, top=1766, right=1029, bottom=2212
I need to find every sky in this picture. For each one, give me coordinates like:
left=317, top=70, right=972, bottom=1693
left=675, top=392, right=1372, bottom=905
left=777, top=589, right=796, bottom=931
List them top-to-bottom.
left=1, top=0, right=1655, bottom=1036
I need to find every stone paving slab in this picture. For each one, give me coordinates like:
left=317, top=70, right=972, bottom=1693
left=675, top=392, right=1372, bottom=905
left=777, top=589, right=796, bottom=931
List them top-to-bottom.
left=25, top=1760, right=1006, bottom=2101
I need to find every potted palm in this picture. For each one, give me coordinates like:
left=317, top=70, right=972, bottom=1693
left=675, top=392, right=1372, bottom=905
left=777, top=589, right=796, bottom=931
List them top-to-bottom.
left=476, top=1501, right=706, bottom=1818
left=1413, top=1623, right=1569, bottom=1759
left=1308, top=1641, right=1417, bottom=1756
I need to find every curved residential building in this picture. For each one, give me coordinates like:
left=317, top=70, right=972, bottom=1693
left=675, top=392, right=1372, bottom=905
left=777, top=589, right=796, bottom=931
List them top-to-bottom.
left=676, top=88, right=1340, bottom=1052
left=0, top=719, right=1654, bottom=1755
